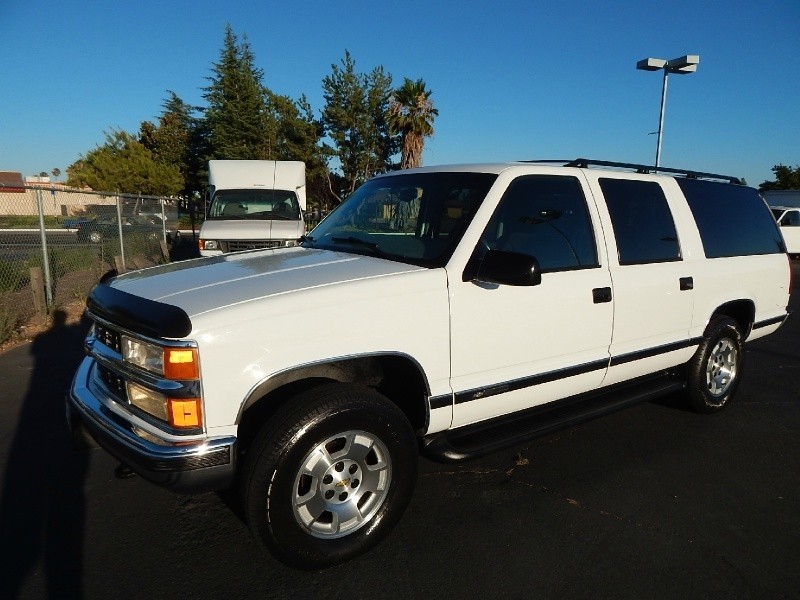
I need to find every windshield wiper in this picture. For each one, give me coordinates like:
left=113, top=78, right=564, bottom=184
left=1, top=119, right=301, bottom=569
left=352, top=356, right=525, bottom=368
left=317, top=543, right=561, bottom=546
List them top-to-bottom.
left=249, top=210, right=292, bottom=220
left=331, top=236, right=382, bottom=255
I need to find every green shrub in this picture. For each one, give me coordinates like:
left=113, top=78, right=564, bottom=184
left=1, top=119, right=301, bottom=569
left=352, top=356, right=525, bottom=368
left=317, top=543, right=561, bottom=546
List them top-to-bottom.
left=0, top=215, right=62, bottom=228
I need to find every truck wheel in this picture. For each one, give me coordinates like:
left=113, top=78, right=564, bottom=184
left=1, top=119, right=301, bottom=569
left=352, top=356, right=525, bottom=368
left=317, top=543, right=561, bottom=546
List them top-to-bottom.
left=88, top=231, right=103, bottom=244
left=687, top=316, right=743, bottom=413
left=242, top=383, right=417, bottom=569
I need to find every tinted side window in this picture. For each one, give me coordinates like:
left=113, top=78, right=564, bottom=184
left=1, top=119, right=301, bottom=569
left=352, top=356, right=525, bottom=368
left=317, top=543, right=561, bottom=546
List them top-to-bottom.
left=478, top=175, right=598, bottom=272
left=600, top=179, right=681, bottom=265
left=677, top=179, right=785, bottom=257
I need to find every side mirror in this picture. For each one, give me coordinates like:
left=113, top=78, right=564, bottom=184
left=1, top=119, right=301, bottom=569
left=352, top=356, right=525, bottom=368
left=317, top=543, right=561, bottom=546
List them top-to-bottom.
left=475, top=249, right=542, bottom=286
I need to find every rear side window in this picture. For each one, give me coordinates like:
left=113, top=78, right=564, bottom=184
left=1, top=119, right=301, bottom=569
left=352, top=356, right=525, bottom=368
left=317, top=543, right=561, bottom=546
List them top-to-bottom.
left=599, top=178, right=681, bottom=265
left=677, top=179, right=785, bottom=257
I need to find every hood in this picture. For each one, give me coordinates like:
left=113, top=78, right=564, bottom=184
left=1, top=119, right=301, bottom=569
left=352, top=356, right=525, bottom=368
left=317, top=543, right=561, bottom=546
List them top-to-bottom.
left=108, top=247, right=424, bottom=318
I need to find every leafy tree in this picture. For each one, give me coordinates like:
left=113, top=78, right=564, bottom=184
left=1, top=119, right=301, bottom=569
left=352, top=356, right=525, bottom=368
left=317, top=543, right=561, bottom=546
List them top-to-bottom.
left=203, top=25, right=273, bottom=160
left=322, top=50, right=397, bottom=200
left=388, top=78, right=438, bottom=169
left=66, top=130, right=182, bottom=195
left=759, top=164, right=800, bottom=191
left=51, top=168, right=61, bottom=181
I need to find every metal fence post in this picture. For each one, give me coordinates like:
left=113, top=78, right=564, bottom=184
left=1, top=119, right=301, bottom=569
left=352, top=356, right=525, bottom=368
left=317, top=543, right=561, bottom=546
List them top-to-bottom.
left=35, top=188, right=54, bottom=308
left=116, top=193, right=126, bottom=270
left=160, top=196, right=167, bottom=240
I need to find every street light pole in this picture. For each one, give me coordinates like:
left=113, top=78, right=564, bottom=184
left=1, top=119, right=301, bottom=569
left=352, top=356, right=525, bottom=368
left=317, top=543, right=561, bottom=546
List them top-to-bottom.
left=637, top=54, right=699, bottom=169
left=655, top=67, right=669, bottom=168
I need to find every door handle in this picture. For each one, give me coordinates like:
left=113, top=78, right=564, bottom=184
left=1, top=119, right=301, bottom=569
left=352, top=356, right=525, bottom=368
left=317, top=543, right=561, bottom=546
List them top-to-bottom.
left=680, top=277, right=693, bottom=291
left=592, top=287, right=612, bottom=303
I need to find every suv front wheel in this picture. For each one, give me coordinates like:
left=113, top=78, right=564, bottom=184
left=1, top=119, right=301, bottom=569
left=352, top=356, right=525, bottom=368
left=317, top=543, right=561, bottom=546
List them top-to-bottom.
left=242, top=383, right=418, bottom=569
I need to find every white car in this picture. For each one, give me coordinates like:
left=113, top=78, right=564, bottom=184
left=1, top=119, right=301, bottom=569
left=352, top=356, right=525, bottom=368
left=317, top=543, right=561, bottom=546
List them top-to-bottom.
left=67, top=159, right=791, bottom=569
left=771, top=206, right=800, bottom=257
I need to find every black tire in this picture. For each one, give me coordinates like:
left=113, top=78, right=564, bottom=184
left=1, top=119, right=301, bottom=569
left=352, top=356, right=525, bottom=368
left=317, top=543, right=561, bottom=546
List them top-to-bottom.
left=687, top=316, right=744, bottom=413
left=242, top=383, right=417, bottom=569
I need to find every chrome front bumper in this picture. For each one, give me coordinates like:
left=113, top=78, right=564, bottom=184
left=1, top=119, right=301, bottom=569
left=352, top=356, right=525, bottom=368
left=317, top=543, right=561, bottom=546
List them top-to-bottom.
left=67, top=357, right=236, bottom=493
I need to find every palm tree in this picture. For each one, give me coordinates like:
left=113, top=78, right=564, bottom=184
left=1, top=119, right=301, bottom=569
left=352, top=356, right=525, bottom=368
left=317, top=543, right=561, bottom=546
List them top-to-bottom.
left=388, top=78, right=438, bottom=169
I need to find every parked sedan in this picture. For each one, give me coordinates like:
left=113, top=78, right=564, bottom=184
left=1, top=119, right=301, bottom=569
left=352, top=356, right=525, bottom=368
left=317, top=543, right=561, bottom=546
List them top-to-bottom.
left=76, top=215, right=180, bottom=244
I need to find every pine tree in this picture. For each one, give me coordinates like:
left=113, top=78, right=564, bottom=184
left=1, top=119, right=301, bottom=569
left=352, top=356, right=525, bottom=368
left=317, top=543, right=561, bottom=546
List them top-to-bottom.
left=203, top=25, right=273, bottom=160
left=322, top=51, right=398, bottom=199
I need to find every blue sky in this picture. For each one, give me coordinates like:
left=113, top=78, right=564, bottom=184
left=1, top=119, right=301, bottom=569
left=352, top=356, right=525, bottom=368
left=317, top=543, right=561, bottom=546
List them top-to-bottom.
left=2, top=0, right=798, bottom=188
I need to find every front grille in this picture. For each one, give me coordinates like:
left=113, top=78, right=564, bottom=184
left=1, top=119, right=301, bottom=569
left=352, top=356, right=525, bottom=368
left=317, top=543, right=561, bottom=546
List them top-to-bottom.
left=226, top=239, right=284, bottom=252
left=94, top=322, right=121, bottom=354
left=98, top=364, right=126, bottom=398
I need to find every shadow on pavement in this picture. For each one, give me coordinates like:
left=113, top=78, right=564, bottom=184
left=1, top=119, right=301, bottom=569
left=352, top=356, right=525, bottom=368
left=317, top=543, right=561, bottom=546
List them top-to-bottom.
left=0, top=310, right=92, bottom=599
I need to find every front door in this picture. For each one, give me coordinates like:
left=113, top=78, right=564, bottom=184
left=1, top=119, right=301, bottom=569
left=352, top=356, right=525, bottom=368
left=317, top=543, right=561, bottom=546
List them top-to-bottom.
left=448, top=174, right=613, bottom=428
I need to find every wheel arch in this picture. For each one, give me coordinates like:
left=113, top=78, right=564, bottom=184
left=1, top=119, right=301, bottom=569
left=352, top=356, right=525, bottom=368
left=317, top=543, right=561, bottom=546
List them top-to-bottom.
left=707, top=299, right=755, bottom=338
left=235, top=353, right=431, bottom=456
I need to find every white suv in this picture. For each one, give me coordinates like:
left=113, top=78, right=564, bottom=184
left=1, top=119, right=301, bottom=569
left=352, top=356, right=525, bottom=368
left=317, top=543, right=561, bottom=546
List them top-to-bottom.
left=67, top=159, right=791, bottom=569
left=771, top=206, right=800, bottom=257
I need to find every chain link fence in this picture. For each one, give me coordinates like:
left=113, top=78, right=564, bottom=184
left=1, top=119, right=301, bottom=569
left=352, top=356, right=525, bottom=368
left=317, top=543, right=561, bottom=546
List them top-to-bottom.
left=0, top=185, right=182, bottom=342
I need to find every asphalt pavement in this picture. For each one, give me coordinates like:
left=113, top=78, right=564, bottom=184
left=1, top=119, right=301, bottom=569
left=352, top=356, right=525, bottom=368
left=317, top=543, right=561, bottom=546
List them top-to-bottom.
left=0, top=260, right=798, bottom=599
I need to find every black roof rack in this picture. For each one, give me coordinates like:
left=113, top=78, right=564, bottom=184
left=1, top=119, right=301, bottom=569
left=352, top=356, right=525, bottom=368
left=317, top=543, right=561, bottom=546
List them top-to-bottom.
left=520, top=158, right=742, bottom=185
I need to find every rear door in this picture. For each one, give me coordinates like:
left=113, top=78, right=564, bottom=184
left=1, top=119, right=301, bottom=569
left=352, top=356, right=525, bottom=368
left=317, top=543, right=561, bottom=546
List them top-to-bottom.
left=584, top=175, right=697, bottom=386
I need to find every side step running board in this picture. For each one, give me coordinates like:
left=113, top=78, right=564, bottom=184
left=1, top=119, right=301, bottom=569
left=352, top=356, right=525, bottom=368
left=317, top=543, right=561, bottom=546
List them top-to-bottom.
left=421, top=376, right=686, bottom=463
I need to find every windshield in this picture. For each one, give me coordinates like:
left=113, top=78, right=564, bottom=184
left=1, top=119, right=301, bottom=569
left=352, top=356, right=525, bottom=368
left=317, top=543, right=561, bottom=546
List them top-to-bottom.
left=305, top=171, right=497, bottom=267
left=208, top=189, right=301, bottom=220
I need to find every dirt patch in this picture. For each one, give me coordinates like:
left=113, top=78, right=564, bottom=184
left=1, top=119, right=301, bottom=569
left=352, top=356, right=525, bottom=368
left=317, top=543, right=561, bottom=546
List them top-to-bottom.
left=0, top=298, right=87, bottom=356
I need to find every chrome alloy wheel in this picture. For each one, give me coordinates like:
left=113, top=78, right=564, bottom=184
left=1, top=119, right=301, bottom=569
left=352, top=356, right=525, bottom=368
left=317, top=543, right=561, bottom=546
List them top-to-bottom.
left=705, top=338, right=738, bottom=397
left=292, top=430, right=392, bottom=539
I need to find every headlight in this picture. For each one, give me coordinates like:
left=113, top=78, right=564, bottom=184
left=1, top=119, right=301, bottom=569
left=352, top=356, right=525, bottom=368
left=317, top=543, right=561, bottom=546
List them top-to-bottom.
left=200, top=239, right=219, bottom=250
left=284, top=239, right=299, bottom=247
left=122, top=335, right=164, bottom=374
left=121, top=336, right=199, bottom=379
left=126, top=381, right=167, bottom=420
left=126, top=382, right=202, bottom=428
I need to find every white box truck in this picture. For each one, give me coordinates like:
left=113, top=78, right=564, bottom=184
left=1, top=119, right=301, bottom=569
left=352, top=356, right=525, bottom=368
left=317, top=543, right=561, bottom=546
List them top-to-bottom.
left=199, top=160, right=306, bottom=256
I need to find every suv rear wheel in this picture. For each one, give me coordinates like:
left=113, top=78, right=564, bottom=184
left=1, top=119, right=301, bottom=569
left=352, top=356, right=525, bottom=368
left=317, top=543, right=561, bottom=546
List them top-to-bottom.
left=687, top=316, right=743, bottom=413
left=242, top=383, right=417, bottom=569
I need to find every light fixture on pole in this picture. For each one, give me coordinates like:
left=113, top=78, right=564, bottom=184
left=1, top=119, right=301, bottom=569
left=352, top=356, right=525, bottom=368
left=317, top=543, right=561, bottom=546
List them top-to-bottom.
left=636, top=54, right=700, bottom=168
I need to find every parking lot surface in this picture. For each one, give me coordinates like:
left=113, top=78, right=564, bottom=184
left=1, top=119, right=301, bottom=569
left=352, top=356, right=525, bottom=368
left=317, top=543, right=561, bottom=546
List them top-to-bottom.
left=0, top=261, right=798, bottom=599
